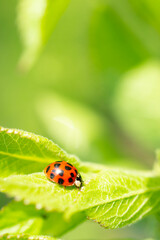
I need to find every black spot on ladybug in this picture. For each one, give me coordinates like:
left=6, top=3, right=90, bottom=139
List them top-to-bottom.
left=67, top=162, right=73, bottom=167
left=54, top=163, right=61, bottom=168
left=46, top=166, right=50, bottom=173
left=65, top=166, right=71, bottom=170
left=52, top=169, right=56, bottom=173
left=75, top=169, right=77, bottom=174
left=59, top=170, right=64, bottom=177
left=70, top=172, right=74, bottom=177
left=50, top=173, right=55, bottom=179
left=68, top=177, right=73, bottom=183
left=58, top=178, right=64, bottom=184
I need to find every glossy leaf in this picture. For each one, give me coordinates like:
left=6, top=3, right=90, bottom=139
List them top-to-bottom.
left=0, top=126, right=80, bottom=178
left=0, top=127, right=160, bottom=229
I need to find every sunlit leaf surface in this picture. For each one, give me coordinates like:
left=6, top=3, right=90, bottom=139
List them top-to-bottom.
left=0, top=127, right=160, bottom=229
left=0, top=234, right=57, bottom=240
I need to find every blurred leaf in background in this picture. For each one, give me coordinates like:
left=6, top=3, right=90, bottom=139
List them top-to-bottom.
left=17, top=0, right=70, bottom=71
left=89, top=0, right=160, bottom=101
left=90, top=5, right=149, bottom=74
left=113, top=61, right=160, bottom=152
left=35, top=92, right=124, bottom=165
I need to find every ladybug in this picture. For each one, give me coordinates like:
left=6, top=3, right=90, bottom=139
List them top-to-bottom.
left=44, top=161, right=82, bottom=188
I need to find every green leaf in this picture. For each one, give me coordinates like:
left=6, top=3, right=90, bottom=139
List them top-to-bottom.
left=17, top=0, right=70, bottom=71
left=90, top=0, right=160, bottom=77
left=108, top=0, right=160, bottom=57
left=90, top=6, right=149, bottom=74
left=112, top=61, right=160, bottom=152
left=36, top=92, right=121, bottom=164
left=0, top=126, right=80, bottom=178
left=1, top=127, right=160, bottom=229
left=1, top=170, right=160, bottom=229
left=0, top=201, right=84, bottom=237
left=0, top=201, right=43, bottom=235
left=0, top=234, right=57, bottom=240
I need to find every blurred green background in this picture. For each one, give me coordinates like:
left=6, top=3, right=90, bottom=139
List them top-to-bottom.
left=1, top=0, right=160, bottom=239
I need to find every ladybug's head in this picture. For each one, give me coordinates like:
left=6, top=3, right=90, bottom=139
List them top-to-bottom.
left=74, top=173, right=82, bottom=188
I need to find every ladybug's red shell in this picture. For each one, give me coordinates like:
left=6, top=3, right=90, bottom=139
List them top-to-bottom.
left=44, top=161, right=81, bottom=187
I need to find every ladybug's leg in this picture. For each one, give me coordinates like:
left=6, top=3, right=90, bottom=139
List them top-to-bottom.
left=63, top=186, right=66, bottom=190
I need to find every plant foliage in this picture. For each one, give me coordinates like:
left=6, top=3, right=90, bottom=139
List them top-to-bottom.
left=17, top=0, right=70, bottom=70
left=0, top=126, right=160, bottom=237
left=0, top=234, right=57, bottom=240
